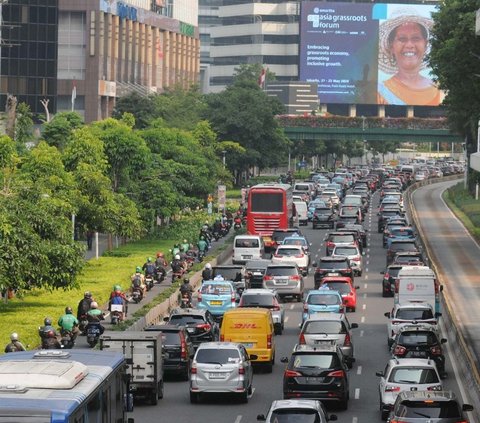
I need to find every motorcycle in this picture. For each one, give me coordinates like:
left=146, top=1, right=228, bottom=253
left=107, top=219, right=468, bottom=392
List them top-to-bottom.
left=234, top=218, right=242, bottom=232
left=197, top=250, right=205, bottom=262
left=155, top=266, right=166, bottom=284
left=171, top=270, right=184, bottom=284
left=145, top=275, right=155, bottom=291
left=132, top=286, right=143, bottom=303
left=180, top=292, right=192, bottom=309
left=110, top=304, right=124, bottom=325
left=78, top=314, right=89, bottom=335
left=86, top=322, right=104, bottom=347
left=39, top=330, right=62, bottom=350
left=60, top=330, right=75, bottom=349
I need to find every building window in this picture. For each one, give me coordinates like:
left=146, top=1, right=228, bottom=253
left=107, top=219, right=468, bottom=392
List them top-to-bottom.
left=58, top=11, right=86, bottom=80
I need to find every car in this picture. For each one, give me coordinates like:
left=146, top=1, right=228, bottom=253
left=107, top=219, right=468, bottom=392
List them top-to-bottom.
left=321, top=190, right=340, bottom=207
left=307, top=200, right=328, bottom=221
left=338, top=205, right=362, bottom=224
left=312, top=207, right=337, bottom=229
left=378, top=208, right=404, bottom=233
left=383, top=221, right=409, bottom=246
left=341, top=224, right=368, bottom=248
left=385, top=226, right=416, bottom=249
left=271, top=228, right=304, bottom=252
left=324, top=231, right=358, bottom=256
left=282, top=235, right=311, bottom=262
left=386, top=239, right=419, bottom=266
left=272, top=244, right=309, bottom=276
left=331, top=244, right=363, bottom=276
left=391, top=251, right=425, bottom=266
left=313, top=256, right=354, bottom=289
left=245, top=259, right=272, bottom=289
left=263, top=263, right=304, bottom=302
left=211, top=265, right=245, bottom=294
left=381, top=265, right=403, bottom=297
left=320, top=276, right=360, bottom=312
left=197, top=280, right=237, bottom=320
left=302, top=287, right=345, bottom=323
left=238, top=288, right=285, bottom=335
left=384, top=301, right=440, bottom=347
left=164, top=308, right=219, bottom=348
left=299, top=313, right=358, bottom=362
left=144, top=324, right=195, bottom=380
left=391, top=324, right=447, bottom=377
left=189, top=342, right=255, bottom=403
left=281, top=344, right=352, bottom=409
left=377, top=358, right=443, bottom=420
left=386, top=391, right=473, bottom=423
left=257, top=399, right=337, bottom=422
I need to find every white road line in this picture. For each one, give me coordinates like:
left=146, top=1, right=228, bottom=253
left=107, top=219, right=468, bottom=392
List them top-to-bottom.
left=364, top=274, right=368, bottom=280
left=364, top=283, right=368, bottom=289
left=362, top=293, right=367, bottom=298
left=289, top=304, right=295, bottom=310
left=362, top=304, right=366, bottom=310
left=284, top=316, right=289, bottom=322
left=361, top=316, right=365, bottom=323
left=360, top=330, right=364, bottom=337
left=356, top=365, right=362, bottom=375
left=354, top=388, right=360, bottom=399
left=234, top=416, right=242, bottom=423
left=352, top=417, right=358, bottom=423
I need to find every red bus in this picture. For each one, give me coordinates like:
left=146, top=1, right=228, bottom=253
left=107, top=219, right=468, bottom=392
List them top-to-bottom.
left=246, top=184, right=293, bottom=251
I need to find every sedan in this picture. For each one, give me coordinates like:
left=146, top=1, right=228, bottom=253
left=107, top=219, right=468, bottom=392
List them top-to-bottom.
left=272, top=245, right=309, bottom=276
left=320, top=277, right=359, bottom=312
left=197, top=280, right=237, bottom=320
left=302, top=288, right=345, bottom=324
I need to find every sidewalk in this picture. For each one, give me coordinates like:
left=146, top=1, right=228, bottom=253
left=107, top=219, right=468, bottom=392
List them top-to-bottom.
left=83, top=233, right=110, bottom=260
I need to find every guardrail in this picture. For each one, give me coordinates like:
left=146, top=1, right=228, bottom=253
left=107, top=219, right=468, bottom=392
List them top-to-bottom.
left=405, top=175, right=480, bottom=418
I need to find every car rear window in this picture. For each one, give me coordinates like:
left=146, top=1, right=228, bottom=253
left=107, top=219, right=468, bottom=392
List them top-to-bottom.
left=341, top=207, right=359, bottom=216
left=315, top=208, right=331, bottom=214
left=391, top=228, right=414, bottom=237
left=273, top=231, right=300, bottom=242
left=330, top=234, right=354, bottom=243
left=235, top=238, right=259, bottom=248
left=283, top=238, right=307, bottom=247
left=389, top=242, right=417, bottom=252
left=276, top=247, right=302, bottom=256
left=333, top=247, right=358, bottom=256
left=320, top=260, right=349, bottom=269
left=266, top=266, right=297, bottom=276
left=212, top=268, right=242, bottom=281
left=322, top=282, right=351, bottom=294
left=200, top=283, right=233, bottom=295
left=307, top=293, right=341, bottom=305
left=240, top=294, right=275, bottom=307
left=396, top=308, right=434, bottom=320
left=169, top=315, right=205, bottom=325
left=304, top=321, right=345, bottom=334
left=159, top=331, right=180, bottom=345
left=398, top=331, right=437, bottom=346
left=195, top=348, right=240, bottom=364
left=291, top=353, right=340, bottom=370
left=389, top=367, right=439, bottom=384
left=397, top=400, right=461, bottom=418
left=270, top=409, right=321, bottom=423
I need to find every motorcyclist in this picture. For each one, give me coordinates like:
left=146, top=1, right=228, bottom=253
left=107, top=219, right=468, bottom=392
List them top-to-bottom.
left=212, top=217, right=222, bottom=235
left=197, top=236, right=209, bottom=257
left=181, top=239, right=191, bottom=253
left=171, top=244, right=181, bottom=257
left=155, top=252, right=167, bottom=281
left=171, top=254, right=184, bottom=275
left=142, top=257, right=157, bottom=280
left=202, top=263, right=213, bottom=282
left=131, top=267, right=147, bottom=297
left=179, top=278, right=193, bottom=306
left=109, top=285, right=128, bottom=321
left=77, top=291, right=93, bottom=321
left=87, top=301, right=105, bottom=323
left=58, top=306, right=80, bottom=342
left=39, top=318, right=61, bottom=349
left=4, top=333, right=26, bottom=353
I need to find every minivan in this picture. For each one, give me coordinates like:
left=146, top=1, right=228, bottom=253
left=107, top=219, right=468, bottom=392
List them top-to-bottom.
left=293, top=201, right=308, bottom=226
left=233, top=235, right=264, bottom=264
left=220, top=308, right=275, bottom=372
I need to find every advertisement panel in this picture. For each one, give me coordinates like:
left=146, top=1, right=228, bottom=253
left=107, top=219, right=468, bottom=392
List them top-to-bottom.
left=299, top=2, right=444, bottom=106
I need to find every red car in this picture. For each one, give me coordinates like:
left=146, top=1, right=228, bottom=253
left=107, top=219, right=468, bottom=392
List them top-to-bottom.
left=319, top=276, right=360, bottom=312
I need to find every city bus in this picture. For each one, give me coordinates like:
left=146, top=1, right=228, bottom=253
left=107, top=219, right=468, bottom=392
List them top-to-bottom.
left=246, top=183, right=293, bottom=251
left=0, top=349, right=134, bottom=423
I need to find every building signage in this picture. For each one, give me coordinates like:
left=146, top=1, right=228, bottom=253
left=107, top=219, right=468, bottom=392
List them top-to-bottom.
left=117, top=2, right=138, bottom=21
left=180, top=22, right=194, bottom=37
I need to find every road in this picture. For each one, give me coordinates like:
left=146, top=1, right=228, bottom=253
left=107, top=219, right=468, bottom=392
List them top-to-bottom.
left=129, top=186, right=467, bottom=423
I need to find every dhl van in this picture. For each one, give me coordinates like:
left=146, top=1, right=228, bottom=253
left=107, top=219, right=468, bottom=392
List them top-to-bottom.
left=220, top=308, right=275, bottom=372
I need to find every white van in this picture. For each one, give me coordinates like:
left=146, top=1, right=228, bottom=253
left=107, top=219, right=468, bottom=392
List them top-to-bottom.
left=294, top=182, right=315, bottom=199
left=293, top=201, right=308, bottom=226
left=233, top=235, right=264, bottom=264
left=394, top=266, right=442, bottom=313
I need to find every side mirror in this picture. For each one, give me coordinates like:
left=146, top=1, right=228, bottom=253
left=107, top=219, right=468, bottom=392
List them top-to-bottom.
left=312, top=262, right=317, bottom=268
left=380, top=271, right=385, bottom=275
left=440, top=285, right=444, bottom=292
left=354, top=286, right=360, bottom=290
left=384, top=312, right=391, bottom=318
left=435, top=312, right=442, bottom=318
left=163, top=316, right=169, bottom=322
left=351, top=323, right=359, bottom=329
left=441, top=338, right=447, bottom=344
left=249, top=354, right=258, bottom=360
left=280, top=357, right=289, bottom=363
left=375, top=371, right=384, bottom=377
left=462, top=404, right=474, bottom=412
left=328, top=414, right=338, bottom=421
left=257, top=415, right=266, bottom=421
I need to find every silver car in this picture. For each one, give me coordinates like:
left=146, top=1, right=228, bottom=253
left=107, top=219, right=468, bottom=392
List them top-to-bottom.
left=331, top=245, right=363, bottom=276
left=263, top=264, right=304, bottom=302
left=238, top=288, right=285, bottom=335
left=190, top=342, right=255, bottom=403
left=377, top=358, right=443, bottom=420
left=257, top=399, right=337, bottom=422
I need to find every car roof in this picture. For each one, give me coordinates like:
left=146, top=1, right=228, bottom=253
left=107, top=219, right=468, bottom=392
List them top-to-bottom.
left=319, top=256, right=349, bottom=262
left=267, top=263, right=298, bottom=268
left=213, top=265, right=244, bottom=269
left=202, top=280, right=236, bottom=286
left=242, top=288, right=276, bottom=296
left=395, top=301, right=434, bottom=310
left=170, top=308, right=209, bottom=316
left=223, top=308, right=271, bottom=316
left=304, top=312, right=346, bottom=322
left=196, top=341, right=242, bottom=350
left=293, top=343, right=339, bottom=353
left=386, top=357, right=437, bottom=368
left=397, top=390, right=458, bottom=402
left=270, top=399, right=322, bottom=411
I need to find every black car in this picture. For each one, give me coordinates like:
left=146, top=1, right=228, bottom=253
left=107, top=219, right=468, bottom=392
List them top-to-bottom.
left=312, top=207, right=336, bottom=229
left=378, top=208, right=404, bottom=233
left=341, top=224, right=367, bottom=248
left=271, top=228, right=303, bottom=251
left=386, top=239, right=419, bottom=266
left=313, top=256, right=354, bottom=289
left=245, top=259, right=271, bottom=289
left=211, top=265, right=245, bottom=294
left=381, top=265, right=402, bottom=297
left=164, top=309, right=219, bottom=348
left=144, top=324, right=195, bottom=380
left=391, top=324, right=447, bottom=377
left=281, top=344, right=352, bottom=410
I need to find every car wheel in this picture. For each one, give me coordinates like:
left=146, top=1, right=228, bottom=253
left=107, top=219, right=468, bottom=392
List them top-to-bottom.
left=358, top=270, right=362, bottom=277
left=382, top=288, right=388, bottom=298
left=350, top=307, right=356, bottom=312
left=387, top=338, right=393, bottom=349
left=182, top=362, right=191, bottom=381
left=265, top=362, right=273, bottom=373
left=157, top=380, right=164, bottom=399
left=150, top=389, right=158, bottom=405
left=239, top=389, right=249, bottom=404
left=189, top=392, right=199, bottom=404
left=339, top=396, right=348, bottom=410
left=381, top=406, right=389, bottom=420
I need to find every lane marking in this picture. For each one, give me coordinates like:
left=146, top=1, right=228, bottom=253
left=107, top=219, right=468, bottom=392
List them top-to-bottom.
left=364, top=275, right=368, bottom=280
left=364, top=283, right=368, bottom=289
left=362, top=293, right=367, bottom=298
left=290, top=304, right=295, bottom=310
left=362, top=304, right=366, bottom=310
left=284, top=316, right=289, bottom=323
left=361, top=316, right=365, bottom=323
left=360, top=330, right=364, bottom=337
left=357, top=365, right=362, bottom=375
left=354, top=388, right=360, bottom=399
left=234, top=416, right=242, bottom=423
left=352, top=418, right=358, bottom=423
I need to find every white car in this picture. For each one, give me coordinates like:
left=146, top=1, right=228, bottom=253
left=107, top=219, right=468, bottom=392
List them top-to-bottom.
left=321, top=190, right=340, bottom=206
left=272, top=245, right=309, bottom=276
left=331, top=245, right=363, bottom=276
left=384, top=301, right=439, bottom=347
left=376, top=358, right=443, bottom=420
left=257, top=399, right=337, bottom=422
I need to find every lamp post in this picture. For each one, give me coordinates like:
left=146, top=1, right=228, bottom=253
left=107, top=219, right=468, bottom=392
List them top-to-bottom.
left=362, top=116, right=367, bottom=165
left=222, top=150, right=226, bottom=169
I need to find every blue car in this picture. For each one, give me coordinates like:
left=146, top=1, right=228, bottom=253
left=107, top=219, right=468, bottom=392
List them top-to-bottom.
left=385, top=226, right=416, bottom=249
left=197, top=280, right=237, bottom=319
left=302, top=287, right=344, bottom=324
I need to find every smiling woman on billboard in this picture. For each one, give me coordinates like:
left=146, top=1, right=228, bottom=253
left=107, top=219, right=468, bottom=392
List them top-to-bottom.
left=377, top=8, right=444, bottom=106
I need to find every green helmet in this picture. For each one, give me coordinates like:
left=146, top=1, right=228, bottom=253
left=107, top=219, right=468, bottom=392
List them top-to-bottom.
left=147, top=257, right=152, bottom=262
left=136, top=266, right=141, bottom=273
left=114, top=284, right=121, bottom=292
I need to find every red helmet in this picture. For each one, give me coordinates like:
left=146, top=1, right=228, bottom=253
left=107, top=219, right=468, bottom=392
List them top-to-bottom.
left=156, top=251, right=164, bottom=258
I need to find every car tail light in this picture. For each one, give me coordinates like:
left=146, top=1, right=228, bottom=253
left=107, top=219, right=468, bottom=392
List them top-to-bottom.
left=326, top=241, right=334, bottom=248
left=274, top=253, right=281, bottom=257
left=295, top=254, right=304, bottom=258
left=351, top=257, right=361, bottom=262
left=384, top=272, right=390, bottom=280
left=264, top=275, right=273, bottom=281
left=291, top=275, right=301, bottom=280
left=395, top=280, right=400, bottom=293
left=197, top=292, right=202, bottom=301
left=231, top=293, right=236, bottom=303
left=272, top=299, right=280, bottom=311
left=391, top=320, right=401, bottom=325
left=196, top=323, right=211, bottom=331
left=180, top=332, right=187, bottom=360
left=344, top=332, right=351, bottom=346
left=299, top=333, right=306, bottom=344
left=220, top=334, right=224, bottom=342
left=267, top=334, right=272, bottom=349
left=393, top=345, right=406, bottom=356
left=430, top=345, right=442, bottom=355
left=191, top=364, right=197, bottom=374
left=238, top=366, right=245, bottom=375
left=284, top=369, right=302, bottom=377
left=327, top=370, right=345, bottom=378
left=385, top=385, right=401, bottom=392
left=427, top=385, right=443, bottom=391
left=390, top=419, right=408, bottom=423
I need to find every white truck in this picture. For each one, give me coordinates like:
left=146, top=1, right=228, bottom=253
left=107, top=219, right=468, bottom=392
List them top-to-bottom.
left=394, top=266, right=442, bottom=314
left=100, top=331, right=164, bottom=405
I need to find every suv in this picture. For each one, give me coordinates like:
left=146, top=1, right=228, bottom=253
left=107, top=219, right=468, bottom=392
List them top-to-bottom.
left=312, top=207, right=336, bottom=229
left=378, top=208, right=404, bottom=233
left=271, top=228, right=303, bottom=252
left=324, top=232, right=357, bottom=256
left=386, top=239, right=419, bottom=266
left=392, top=251, right=425, bottom=267
left=313, top=256, right=354, bottom=289
left=245, top=259, right=271, bottom=289
left=263, top=264, right=304, bottom=302
left=381, top=265, right=402, bottom=297
left=164, top=308, right=219, bottom=349
left=144, top=324, right=195, bottom=380
left=391, top=324, right=447, bottom=377
left=281, top=344, right=351, bottom=410
left=377, top=358, right=443, bottom=420
left=387, top=391, right=473, bottom=422
left=257, top=399, right=337, bottom=422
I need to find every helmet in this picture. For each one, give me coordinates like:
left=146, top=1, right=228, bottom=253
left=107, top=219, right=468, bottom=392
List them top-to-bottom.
left=215, top=217, right=220, bottom=222
left=200, top=235, right=204, bottom=240
left=183, top=239, right=187, bottom=243
left=180, top=245, right=186, bottom=252
left=156, top=252, right=164, bottom=258
left=175, top=254, right=180, bottom=260
left=147, top=257, right=152, bottom=262
left=205, top=263, right=212, bottom=269
left=136, top=266, right=141, bottom=273
left=183, top=278, right=190, bottom=284
left=114, top=284, right=121, bottom=292
left=84, top=291, right=92, bottom=299
left=90, top=301, right=98, bottom=309
left=65, top=306, right=73, bottom=314
left=44, top=318, right=52, bottom=326
left=10, top=333, right=18, bottom=341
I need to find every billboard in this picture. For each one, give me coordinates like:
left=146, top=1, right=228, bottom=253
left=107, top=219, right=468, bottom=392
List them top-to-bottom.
left=299, top=2, right=444, bottom=106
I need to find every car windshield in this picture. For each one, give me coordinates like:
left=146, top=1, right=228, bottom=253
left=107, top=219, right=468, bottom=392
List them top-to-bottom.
left=341, top=207, right=359, bottom=216
left=330, top=235, right=354, bottom=243
left=284, top=238, right=307, bottom=247
left=276, top=247, right=302, bottom=256
left=333, top=247, right=358, bottom=256
left=320, top=260, right=348, bottom=270
left=266, top=267, right=297, bottom=276
left=212, top=268, right=242, bottom=281
left=323, top=282, right=351, bottom=294
left=200, top=284, right=233, bottom=295
left=307, top=293, right=341, bottom=305
left=240, top=294, right=275, bottom=307
left=396, top=309, right=434, bottom=320
left=169, top=315, right=205, bottom=325
left=304, top=321, right=345, bottom=334
left=398, top=332, right=437, bottom=346
left=195, top=349, right=240, bottom=364
left=291, top=353, right=340, bottom=370
left=389, top=367, right=439, bottom=384
left=398, top=400, right=461, bottom=418
left=269, top=409, right=321, bottom=423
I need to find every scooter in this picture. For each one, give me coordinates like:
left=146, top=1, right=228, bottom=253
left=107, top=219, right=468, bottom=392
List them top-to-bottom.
left=145, top=275, right=155, bottom=291
left=132, top=286, right=143, bottom=304
left=180, top=292, right=192, bottom=309
left=110, top=304, right=124, bottom=325
left=86, top=322, right=104, bottom=347
left=39, top=330, right=62, bottom=349
left=60, top=330, right=75, bottom=349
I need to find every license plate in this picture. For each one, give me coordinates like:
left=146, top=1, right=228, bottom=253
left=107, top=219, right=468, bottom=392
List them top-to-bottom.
left=243, top=255, right=252, bottom=259
left=253, top=272, right=262, bottom=276
left=327, top=272, right=340, bottom=276
left=273, top=279, right=288, bottom=285
left=210, top=300, right=223, bottom=306
left=87, top=328, right=101, bottom=335
left=187, top=328, right=195, bottom=333
left=315, top=340, right=335, bottom=346
left=242, top=343, right=254, bottom=348
left=409, top=351, right=427, bottom=358
left=209, top=372, right=227, bottom=379
left=306, top=377, right=324, bottom=383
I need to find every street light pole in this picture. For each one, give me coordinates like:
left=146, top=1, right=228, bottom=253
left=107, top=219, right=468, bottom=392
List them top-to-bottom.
left=362, top=116, right=367, bottom=165
left=222, top=150, right=226, bottom=169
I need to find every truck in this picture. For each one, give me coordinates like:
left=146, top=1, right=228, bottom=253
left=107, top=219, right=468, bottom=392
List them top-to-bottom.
left=394, top=266, right=442, bottom=314
left=99, top=331, right=164, bottom=405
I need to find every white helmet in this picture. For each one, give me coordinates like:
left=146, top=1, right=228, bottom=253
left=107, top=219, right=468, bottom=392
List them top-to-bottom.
left=175, top=254, right=180, bottom=260
left=205, top=263, right=212, bottom=269
left=90, top=301, right=98, bottom=309
left=10, top=333, right=18, bottom=341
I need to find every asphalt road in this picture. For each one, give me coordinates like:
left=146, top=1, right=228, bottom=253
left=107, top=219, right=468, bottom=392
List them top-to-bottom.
left=129, top=187, right=466, bottom=423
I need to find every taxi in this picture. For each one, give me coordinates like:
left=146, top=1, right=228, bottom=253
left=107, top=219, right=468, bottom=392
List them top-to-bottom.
left=197, top=280, right=237, bottom=320
left=302, top=286, right=344, bottom=324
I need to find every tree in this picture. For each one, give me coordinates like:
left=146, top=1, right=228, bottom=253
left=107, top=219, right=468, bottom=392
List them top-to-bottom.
left=233, top=64, right=276, bottom=86
left=112, top=92, right=158, bottom=129
left=14, top=102, right=34, bottom=153
left=42, top=112, right=84, bottom=150
left=367, top=140, right=400, bottom=162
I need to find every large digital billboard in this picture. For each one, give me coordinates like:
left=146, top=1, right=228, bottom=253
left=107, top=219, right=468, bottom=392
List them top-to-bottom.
left=299, top=2, right=444, bottom=106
